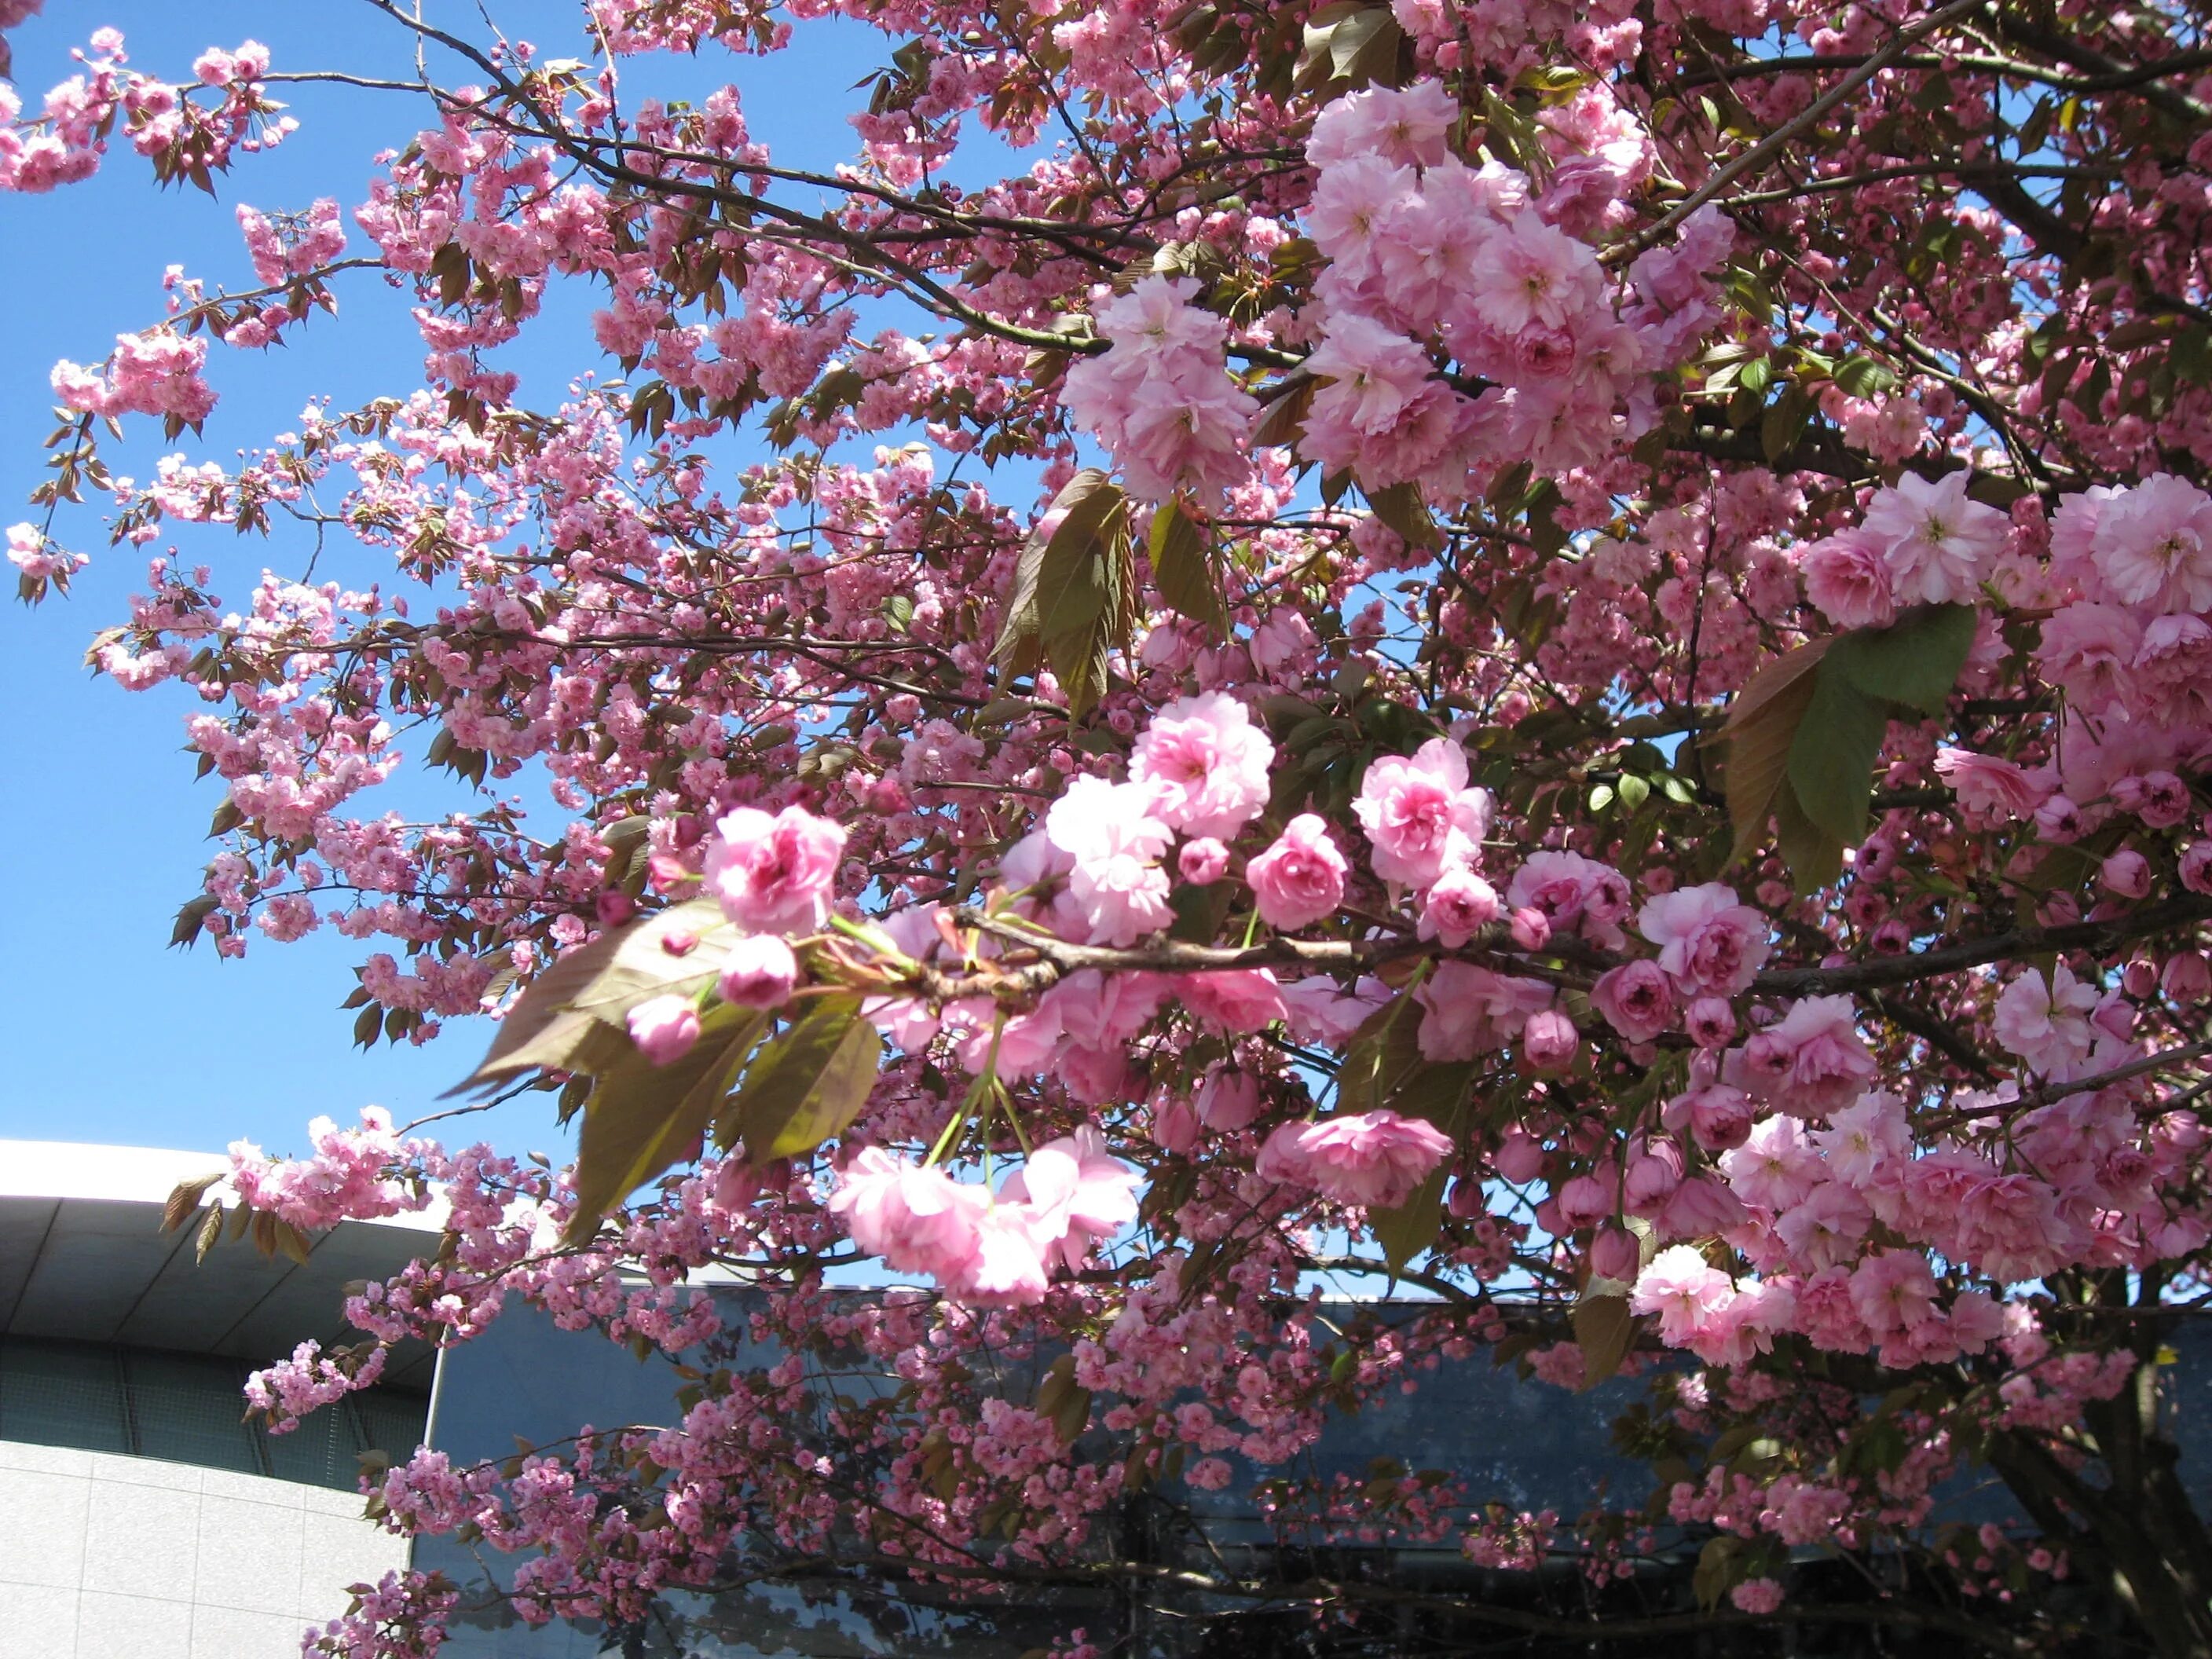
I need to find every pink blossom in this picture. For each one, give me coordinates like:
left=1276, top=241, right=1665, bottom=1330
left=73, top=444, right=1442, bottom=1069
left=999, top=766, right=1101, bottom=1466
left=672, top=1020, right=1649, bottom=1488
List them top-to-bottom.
left=1305, top=79, right=1458, bottom=170
left=1461, top=213, right=1604, bottom=336
left=1859, top=471, right=2005, bottom=605
left=2089, top=473, right=2212, bottom=613
left=1800, top=529, right=1896, bottom=629
left=1130, top=693, right=1274, bottom=838
left=1353, top=738, right=1491, bottom=887
left=1934, top=746, right=2049, bottom=824
left=1045, top=775, right=1173, bottom=946
left=702, top=804, right=846, bottom=934
left=1247, top=813, right=1347, bottom=931
left=1177, top=837, right=1229, bottom=884
left=1506, top=851, right=1632, bottom=947
left=1417, top=868, right=1501, bottom=947
left=1636, top=882, right=1771, bottom=995
left=716, top=935, right=799, bottom=1009
left=1590, top=960, right=1674, bottom=1042
left=1993, top=962, right=2097, bottom=1074
left=626, top=994, right=701, bottom=1066
left=1751, top=995, right=1877, bottom=1116
left=1520, top=1008, right=1580, bottom=1073
left=1811, top=1091, right=1909, bottom=1187
left=1258, top=1110, right=1454, bottom=1207
left=1719, top=1116, right=1823, bottom=1211
left=999, top=1126, right=1139, bottom=1273
left=828, top=1148, right=986, bottom=1280
left=1629, top=1244, right=1733, bottom=1345
left=1847, top=1249, right=1939, bottom=1334
left=1730, top=1579, right=1785, bottom=1616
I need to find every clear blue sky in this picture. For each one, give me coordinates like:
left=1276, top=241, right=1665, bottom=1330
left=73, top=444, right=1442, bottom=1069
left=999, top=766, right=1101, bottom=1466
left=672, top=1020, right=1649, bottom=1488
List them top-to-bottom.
left=0, top=2, right=887, bottom=1159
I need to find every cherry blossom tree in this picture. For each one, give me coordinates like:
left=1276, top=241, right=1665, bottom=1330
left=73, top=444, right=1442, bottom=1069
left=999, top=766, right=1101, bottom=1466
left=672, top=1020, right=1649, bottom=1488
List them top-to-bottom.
left=13, top=0, right=2212, bottom=1650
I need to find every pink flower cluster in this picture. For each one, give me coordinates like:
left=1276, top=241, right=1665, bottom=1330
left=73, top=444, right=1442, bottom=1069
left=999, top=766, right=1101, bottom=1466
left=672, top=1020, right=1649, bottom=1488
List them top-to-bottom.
left=1060, top=275, right=1259, bottom=504
left=1255, top=1108, right=1455, bottom=1208
left=828, top=1126, right=1138, bottom=1304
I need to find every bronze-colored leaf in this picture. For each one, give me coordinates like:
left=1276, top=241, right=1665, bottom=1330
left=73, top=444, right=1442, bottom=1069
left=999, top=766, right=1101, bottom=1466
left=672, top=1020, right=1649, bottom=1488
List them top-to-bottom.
left=1149, top=499, right=1225, bottom=630
left=1718, top=635, right=1831, bottom=866
left=722, top=994, right=881, bottom=1160
left=561, top=1007, right=766, bottom=1247
left=163, top=1171, right=227, bottom=1234
left=1572, top=1293, right=1636, bottom=1390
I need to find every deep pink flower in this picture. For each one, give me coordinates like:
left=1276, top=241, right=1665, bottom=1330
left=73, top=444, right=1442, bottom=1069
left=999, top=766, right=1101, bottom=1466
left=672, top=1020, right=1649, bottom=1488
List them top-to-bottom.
left=1418, top=868, right=1501, bottom=947
left=1591, top=960, right=1675, bottom=1042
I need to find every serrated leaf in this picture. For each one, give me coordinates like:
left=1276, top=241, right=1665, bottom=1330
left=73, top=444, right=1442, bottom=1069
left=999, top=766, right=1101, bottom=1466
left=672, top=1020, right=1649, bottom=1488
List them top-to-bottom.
left=1833, top=356, right=1898, bottom=397
left=994, top=469, right=1121, bottom=679
left=1367, top=482, right=1439, bottom=551
left=1149, top=499, right=1224, bottom=631
left=1824, top=602, right=1977, bottom=717
left=1719, top=637, right=1832, bottom=866
left=1787, top=661, right=1891, bottom=847
left=1774, top=778, right=1846, bottom=893
left=452, top=900, right=725, bottom=1095
left=723, top=994, right=881, bottom=1160
left=562, top=1006, right=766, bottom=1247
left=163, top=1172, right=227, bottom=1234
left=1572, top=1294, right=1635, bottom=1390
left=1693, top=1535, right=1747, bottom=1612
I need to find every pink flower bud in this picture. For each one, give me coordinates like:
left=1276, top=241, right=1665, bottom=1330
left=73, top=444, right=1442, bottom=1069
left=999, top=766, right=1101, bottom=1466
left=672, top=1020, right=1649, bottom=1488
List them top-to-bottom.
left=1178, top=837, right=1230, bottom=885
left=2181, top=843, right=2212, bottom=896
left=2101, top=850, right=2152, bottom=899
left=597, top=888, right=638, bottom=927
left=1508, top=906, right=1551, bottom=950
left=661, top=929, right=698, bottom=957
left=717, top=934, right=800, bottom=1009
left=2163, top=951, right=2212, bottom=1003
left=2123, top=958, right=2159, bottom=998
left=627, top=994, right=701, bottom=1066
left=1684, top=996, right=1736, bottom=1049
left=1521, top=1008, right=1580, bottom=1074
left=1195, top=1068, right=1260, bottom=1131
left=1683, top=1086, right=1756, bottom=1153
left=1152, top=1096, right=1199, bottom=1154
left=1492, top=1130, right=1544, bottom=1185
left=1624, top=1139, right=1686, bottom=1209
left=712, top=1159, right=761, bottom=1212
left=1555, top=1172, right=1613, bottom=1228
left=1445, top=1174, right=1484, bottom=1220
left=1589, top=1223, right=1639, bottom=1283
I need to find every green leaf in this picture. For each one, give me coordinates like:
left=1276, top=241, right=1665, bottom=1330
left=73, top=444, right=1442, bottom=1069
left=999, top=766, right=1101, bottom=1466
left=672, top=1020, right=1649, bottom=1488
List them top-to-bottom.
left=1833, top=355, right=1898, bottom=397
left=994, top=468, right=1120, bottom=678
left=1367, top=482, right=1439, bottom=551
left=1148, top=500, right=1225, bottom=631
left=1824, top=602, right=1978, bottom=716
left=1785, top=659, right=1891, bottom=848
left=1774, top=778, right=1846, bottom=893
left=723, top=994, right=881, bottom=1159
left=1335, top=994, right=1423, bottom=1117
left=562, top=1005, right=765, bottom=1247
left=1372, top=1171, right=1448, bottom=1276
left=1572, top=1294, right=1636, bottom=1390
left=1693, top=1534, right=1747, bottom=1613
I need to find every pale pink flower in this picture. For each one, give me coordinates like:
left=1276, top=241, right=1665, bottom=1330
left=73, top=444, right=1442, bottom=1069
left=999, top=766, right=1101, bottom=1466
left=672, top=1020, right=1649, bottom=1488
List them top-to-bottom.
left=1305, top=79, right=1459, bottom=170
left=1462, top=213, right=1603, bottom=335
left=1859, top=471, right=2005, bottom=605
left=2090, top=473, right=2212, bottom=613
left=2036, top=601, right=2141, bottom=711
left=1130, top=692, right=1274, bottom=838
left=1353, top=738, right=1491, bottom=887
left=1934, top=746, right=2049, bottom=824
left=1046, top=775, right=1174, bottom=946
left=703, top=804, right=846, bottom=934
left=1247, top=813, right=1348, bottom=931
left=1178, top=837, right=1229, bottom=884
left=1636, top=882, right=1771, bottom=995
left=716, top=934, right=799, bottom=1009
left=1993, top=962, right=2097, bottom=1074
left=1178, top=968, right=1287, bottom=1032
left=626, top=994, right=701, bottom=1066
left=1755, top=995, right=1877, bottom=1117
left=1811, top=1090, right=1909, bottom=1187
left=1258, top=1110, right=1454, bottom=1207
left=1719, top=1116, right=1823, bottom=1212
left=998, top=1126, right=1139, bottom=1273
left=829, top=1148, right=986, bottom=1280
left=950, top=1204, right=1051, bottom=1303
left=1630, top=1244, right=1734, bottom=1345
left=1847, top=1249, right=1939, bottom=1334
left=1731, top=1580, right=1785, bottom=1616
